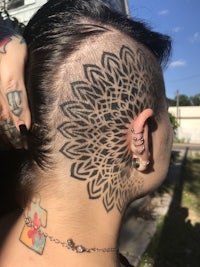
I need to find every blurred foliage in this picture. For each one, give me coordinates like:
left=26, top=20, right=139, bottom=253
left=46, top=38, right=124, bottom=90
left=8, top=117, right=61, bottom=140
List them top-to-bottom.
left=168, top=93, right=200, bottom=106
left=190, top=93, right=200, bottom=106
left=168, top=112, right=179, bottom=136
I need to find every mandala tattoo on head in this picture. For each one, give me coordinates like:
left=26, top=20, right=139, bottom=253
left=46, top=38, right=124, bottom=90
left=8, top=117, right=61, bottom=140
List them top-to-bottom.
left=58, top=45, right=157, bottom=213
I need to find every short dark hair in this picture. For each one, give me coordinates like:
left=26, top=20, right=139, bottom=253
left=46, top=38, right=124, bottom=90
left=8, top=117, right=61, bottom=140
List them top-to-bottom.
left=22, top=0, right=171, bottom=210
left=25, top=0, right=171, bottom=66
left=0, top=26, right=19, bottom=41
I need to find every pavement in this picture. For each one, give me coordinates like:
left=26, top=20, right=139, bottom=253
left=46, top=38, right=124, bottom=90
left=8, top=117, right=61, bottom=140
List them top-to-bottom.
left=118, top=144, right=195, bottom=267
left=118, top=193, right=172, bottom=267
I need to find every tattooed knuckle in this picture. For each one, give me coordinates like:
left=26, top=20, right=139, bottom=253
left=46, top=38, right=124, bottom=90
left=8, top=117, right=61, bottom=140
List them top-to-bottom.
left=5, top=89, right=23, bottom=117
left=0, top=109, right=9, bottom=120
left=0, top=117, right=22, bottom=148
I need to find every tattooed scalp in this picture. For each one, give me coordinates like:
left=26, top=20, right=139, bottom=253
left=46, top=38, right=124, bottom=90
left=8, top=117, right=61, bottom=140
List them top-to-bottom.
left=57, top=44, right=162, bottom=212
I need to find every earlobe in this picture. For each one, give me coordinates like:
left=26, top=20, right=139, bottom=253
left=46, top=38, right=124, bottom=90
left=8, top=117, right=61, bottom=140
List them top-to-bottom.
left=129, top=108, right=153, bottom=171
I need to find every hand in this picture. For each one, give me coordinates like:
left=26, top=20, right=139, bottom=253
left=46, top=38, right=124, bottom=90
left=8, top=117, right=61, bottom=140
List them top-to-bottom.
left=0, top=33, right=31, bottom=149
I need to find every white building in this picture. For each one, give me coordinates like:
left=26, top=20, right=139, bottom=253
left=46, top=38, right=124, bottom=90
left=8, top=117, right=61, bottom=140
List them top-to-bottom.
left=1, top=0, right=47, bottom=24
left=103, top=0, right=129, bottom=14
left=169, top=106, right=200, bottom=144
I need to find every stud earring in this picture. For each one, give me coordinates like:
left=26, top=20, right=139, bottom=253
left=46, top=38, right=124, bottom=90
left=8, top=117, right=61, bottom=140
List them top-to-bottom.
left=132, top=158, right=150, bottom=170
left=132, top=158, right=140, bottom=168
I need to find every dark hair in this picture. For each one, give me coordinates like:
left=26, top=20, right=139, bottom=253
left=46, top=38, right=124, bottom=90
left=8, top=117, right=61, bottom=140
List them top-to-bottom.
left=23, top=0, right=171, bottom=171
left=24, top=0, right=171, bottom=66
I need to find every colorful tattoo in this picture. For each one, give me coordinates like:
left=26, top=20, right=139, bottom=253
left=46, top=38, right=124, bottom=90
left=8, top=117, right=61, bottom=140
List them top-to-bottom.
left=0, top=36, right=12, bottom=54
left=6, top=90, right=23, bottom=117
left=20, top=195, right=47, bottom=255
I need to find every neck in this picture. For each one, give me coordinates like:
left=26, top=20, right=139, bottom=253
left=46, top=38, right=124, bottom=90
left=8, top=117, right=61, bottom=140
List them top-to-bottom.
left=1, top=171, right=123, bottom=267
left=22, top=190, right=121, bottom=251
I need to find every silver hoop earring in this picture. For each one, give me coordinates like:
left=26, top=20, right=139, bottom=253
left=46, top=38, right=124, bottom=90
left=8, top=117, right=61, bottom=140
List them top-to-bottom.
left=131, top=127, right=145, bottom=154
left=131, top=128, right=144, bottom=135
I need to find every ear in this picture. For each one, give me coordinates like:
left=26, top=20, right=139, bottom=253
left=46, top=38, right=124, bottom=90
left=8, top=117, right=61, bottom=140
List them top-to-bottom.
left=129, top=108, right=153, bottom=171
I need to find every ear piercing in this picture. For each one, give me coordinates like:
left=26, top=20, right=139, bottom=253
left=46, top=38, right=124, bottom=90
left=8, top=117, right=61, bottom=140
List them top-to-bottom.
left=131, top=127, right=150, bottom=171
left=131, top=128, right=145, bottom=154
left=132, top=158, right=150, bottom=171
left=132, top=158, right=140, bottom=169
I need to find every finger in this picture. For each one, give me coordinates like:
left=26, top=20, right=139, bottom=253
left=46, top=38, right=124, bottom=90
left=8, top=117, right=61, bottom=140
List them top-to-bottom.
left=0, top=35, right=31, bottom=130
left=4, top=86, right=31, bottom=131
left=0, top=95, right=27, bottom=149
left=0, top=117, right=24, bottom=149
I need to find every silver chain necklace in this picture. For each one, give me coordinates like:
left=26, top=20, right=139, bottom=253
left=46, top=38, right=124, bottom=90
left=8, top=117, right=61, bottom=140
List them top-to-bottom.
left=24, top=215, right=118, bottom=253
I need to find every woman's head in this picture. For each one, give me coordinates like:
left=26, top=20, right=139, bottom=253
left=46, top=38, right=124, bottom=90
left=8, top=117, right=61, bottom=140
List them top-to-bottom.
left=22, top=0, right=172, bottom=213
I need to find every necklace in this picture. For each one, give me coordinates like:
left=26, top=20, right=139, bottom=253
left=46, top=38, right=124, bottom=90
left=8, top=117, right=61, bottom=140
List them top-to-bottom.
left=24, top=215, right=118, bottom=253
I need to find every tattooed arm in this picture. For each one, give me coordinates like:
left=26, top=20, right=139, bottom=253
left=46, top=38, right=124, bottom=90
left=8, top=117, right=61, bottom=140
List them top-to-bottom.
left=0, top=26, right=31, bottom=149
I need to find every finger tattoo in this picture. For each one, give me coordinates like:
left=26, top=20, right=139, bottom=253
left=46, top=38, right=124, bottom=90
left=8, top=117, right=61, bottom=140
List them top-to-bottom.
left=0, top=33, right=25, bottom=54
left=0, top=36, right=12, bottom=54
left=6, top=90, right=23, bottom=117
left=0, top=118, right=21, bottom=146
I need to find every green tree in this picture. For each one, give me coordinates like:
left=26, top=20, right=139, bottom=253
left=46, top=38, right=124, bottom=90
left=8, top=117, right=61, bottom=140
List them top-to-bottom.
left=190, top=93, right=200, bottom=106
left=176, top=94, right=192, bottom=106
left=167, top=98, right=176, bottom=106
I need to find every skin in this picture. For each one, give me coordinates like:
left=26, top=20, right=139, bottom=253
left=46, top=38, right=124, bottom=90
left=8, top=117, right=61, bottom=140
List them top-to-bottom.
left=0, top=33, right=31, bottom=149
left=0, top=34, right=173, bottom=267
left=58, top=45, right=146, bottom=213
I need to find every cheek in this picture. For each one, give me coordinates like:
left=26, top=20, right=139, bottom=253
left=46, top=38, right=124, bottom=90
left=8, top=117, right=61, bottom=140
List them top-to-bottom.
left=157, top=115, right=173, bottom=155
left=129, top=119, right=173, bottom=200
left=141, top=122, right=173, bottom=194
left=153, top=122, right=173, bottom=177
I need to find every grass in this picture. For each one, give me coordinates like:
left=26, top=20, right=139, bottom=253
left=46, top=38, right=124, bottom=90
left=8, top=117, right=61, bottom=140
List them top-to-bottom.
left=138, top=154, right=200, bottom=267
left=182, top=157, right=200, bottom=216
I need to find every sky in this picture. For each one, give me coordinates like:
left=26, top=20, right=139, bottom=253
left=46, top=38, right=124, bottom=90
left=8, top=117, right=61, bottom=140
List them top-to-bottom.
left=127, top=0, right=200, bottom=99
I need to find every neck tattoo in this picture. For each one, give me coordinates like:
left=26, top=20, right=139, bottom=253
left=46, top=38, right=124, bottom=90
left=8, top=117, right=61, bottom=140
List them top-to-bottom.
left=19, top=195, right=118, bottom=254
